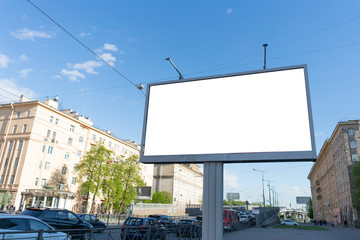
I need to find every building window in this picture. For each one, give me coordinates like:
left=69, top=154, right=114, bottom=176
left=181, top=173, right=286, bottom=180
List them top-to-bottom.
left=27, top=110, right=30, bottom=117
left=17, top=112, right=21, bottom=118
left=50, top=116, right=53, bottom=123
left=55, top=118, right=58, bottom=125
left=22, top=124, right=27, bottom=133
left=13, top=125, right=17, bottom=134
left=70, top=125, right=75, bottom=132
left=348, top=129, right=355, bottom=136
left=47, top=130, right=51, bottom=138
left=51, top=132, right=56, bottom=143
left=91, top=135, right=96, bottom=140
left=79, top=136, right=83, bottom=143
left=67, top=138, right=73, bottom=146
left=18, top=140, right=23, bottom=150
left=8, top=141, right=13, bottom=151
left=350, top=141, right=357, bottom=148
left=42, top=145, right=46, bottom=153
left=47, top=146, right=53, bottom=154
left=77, top=150, right=81, bottom=157
left=65, top=153, right=70, bottom=160
left=352, top=154, right=359, bottom=162
left=4, top=158, right=9, bottom=167
left=14, top=158, right=19, bottom=167
left=38, top=161, right=42, bottom=169
left=44, top=162, right=50, bottom=170
left=61, top=167, right=67, bottom=175
left=0, top=175, right=4, bottom=184
left=9, top=175, right=14, bottom=185
left=72, top=177, right=76, bottom=185
left=34, top=178, right=38, bottom=186
left=40, top=179, right=46, bottom=187
left=59, top=182, right=64, bottom=190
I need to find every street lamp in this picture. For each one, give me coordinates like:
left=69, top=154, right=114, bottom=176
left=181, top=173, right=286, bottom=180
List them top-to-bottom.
left=253, top=168, right=268, bottom=218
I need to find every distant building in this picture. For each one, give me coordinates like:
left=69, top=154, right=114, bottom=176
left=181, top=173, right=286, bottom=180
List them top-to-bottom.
left=0, top=96, right=153, bottom=212
left=308, top=120, right=360, bottom=227
left=153, top=164, right=203, bottom=205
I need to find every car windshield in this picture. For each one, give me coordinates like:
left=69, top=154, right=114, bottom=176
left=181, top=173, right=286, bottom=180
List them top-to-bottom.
left=20, top=209, right=43, bottom=218
left=149, top=215, right=161, bottom=220
left=124, top=218, right=142, bottom=226
left=178, top=220, right=193, bottom=224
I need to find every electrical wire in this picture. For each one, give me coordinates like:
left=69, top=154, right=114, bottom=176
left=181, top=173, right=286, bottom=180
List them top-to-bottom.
left=25, top=0, right=145, bottom=96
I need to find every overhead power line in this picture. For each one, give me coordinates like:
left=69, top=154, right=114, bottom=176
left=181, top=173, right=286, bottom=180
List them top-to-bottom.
left=26, top=0, right=145, bottom=96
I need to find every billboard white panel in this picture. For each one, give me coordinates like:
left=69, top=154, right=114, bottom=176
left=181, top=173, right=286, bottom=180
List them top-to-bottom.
left=140, top=65, right=316, bottom=163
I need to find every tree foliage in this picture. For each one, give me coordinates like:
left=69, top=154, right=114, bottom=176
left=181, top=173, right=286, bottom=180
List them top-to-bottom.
left=74, top=143, right=144, bottom=213
left=351, top=161, right=360, bottom=211
left=149, top=191, right=173, bottom=204
left=306, top=198, right=314, bottom=219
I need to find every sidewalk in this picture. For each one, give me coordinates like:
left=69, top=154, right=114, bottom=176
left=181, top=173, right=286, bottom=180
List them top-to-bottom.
left=223, top=224, right=360, bottom=240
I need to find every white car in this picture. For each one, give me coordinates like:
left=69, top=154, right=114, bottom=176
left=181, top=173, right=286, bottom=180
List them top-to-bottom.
left=0, top=214, right=70, bottom=239
left=239, top=215, right=250, bottom=223
left=281, top=219, right=299, bottom=226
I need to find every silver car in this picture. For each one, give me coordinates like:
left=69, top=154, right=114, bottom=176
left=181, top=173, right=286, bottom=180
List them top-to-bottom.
left=0, top=214, right=70, bottom=239
left=280, top=219, right=299, bottom=226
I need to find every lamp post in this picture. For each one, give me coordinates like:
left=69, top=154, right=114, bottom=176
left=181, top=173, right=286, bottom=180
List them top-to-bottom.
left=253, top=168, right=268, bottom=218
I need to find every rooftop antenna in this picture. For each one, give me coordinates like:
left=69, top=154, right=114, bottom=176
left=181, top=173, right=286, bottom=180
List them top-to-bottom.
left=263, top=43, right=268, bottom=69
left=165, top=57, right=184, bottom=80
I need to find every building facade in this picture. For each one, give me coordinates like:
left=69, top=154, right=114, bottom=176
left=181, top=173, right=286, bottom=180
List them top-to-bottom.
left=0, top=97, right=153, bottom=212
left=308, top=120, right=360, bottom=227
left=153, top=164, right=203, bottom=205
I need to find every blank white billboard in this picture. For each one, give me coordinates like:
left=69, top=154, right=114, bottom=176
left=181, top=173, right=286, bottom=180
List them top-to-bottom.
left=140, top=65, right=316, bottom=163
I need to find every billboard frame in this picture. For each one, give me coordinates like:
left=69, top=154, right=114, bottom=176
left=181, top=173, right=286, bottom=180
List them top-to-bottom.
left=140, top=65, right=317, bottom=164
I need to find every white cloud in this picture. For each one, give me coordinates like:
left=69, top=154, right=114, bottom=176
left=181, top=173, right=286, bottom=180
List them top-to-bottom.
left=227, top=8, right=233, bottom=14
left=11, top=28, right=53, bottom=41
left=79, top=32, right=91, bottom=37
left=103, top=43, right=118, bottom=52
left=100, top=53, right=116, bottom=67
left=0, top=54, right=10, bottom=68
left=19, top=54, right=29, bottom=62
left=72, top=60, right=102, bottom=74
left=19, top=68, right=32, bottom=78
left=60, top=69, right=85, bottom=82
left=52, top=75, right=62, bottom=80
left=0, top=78, right=36, bottom=103
left=224, top=170, right=240, bottom=191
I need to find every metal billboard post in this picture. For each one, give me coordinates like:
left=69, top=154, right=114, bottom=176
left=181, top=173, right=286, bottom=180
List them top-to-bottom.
left=203, top=162, right=223, bottom=240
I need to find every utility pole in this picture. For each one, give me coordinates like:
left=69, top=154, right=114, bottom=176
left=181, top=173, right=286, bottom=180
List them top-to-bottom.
left=262, top=43, right=268, bottom=69
left=253, top=169, right=268, bottom=218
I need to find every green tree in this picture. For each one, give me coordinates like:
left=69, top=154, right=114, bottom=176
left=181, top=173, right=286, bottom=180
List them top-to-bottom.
left=74, top=143, right=113, bottom=213
left=115, top=155, right=145, bottom=213
left=351, top=161, right=360, bottom=211
left=150, top=191, right=173, bottom=204
left=306, top=198, right=314, bottom=219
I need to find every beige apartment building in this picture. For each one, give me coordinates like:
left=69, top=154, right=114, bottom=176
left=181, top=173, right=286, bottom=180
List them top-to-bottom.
left=0, top=96, right=153, bottom=212
left=308, top=120, right=360, bottom=227
left=153, top=163, right=203, bottom=205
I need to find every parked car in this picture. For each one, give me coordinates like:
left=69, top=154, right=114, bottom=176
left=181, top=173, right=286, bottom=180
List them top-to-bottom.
left=20, top=208, right=92, bottom=239
left=223, top=209, right=239, bottom=231
left=0, top=214, right=69, bottom=239
left=77, top=214, right=106, bottom=233
left=148, top=215, right=175, bottom=226
left=239, top=215, right=250, bottom=223
left=195, top=216, right=202, bottom=224
left=121, top=217, right=165, bottom=240
left=176, top=219, right=201, bottom=238
left=281, top=219, right=299, bottom=226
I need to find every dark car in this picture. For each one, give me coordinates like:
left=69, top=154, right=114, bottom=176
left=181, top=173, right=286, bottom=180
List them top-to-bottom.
left=20, top=208, right=92, bottom=240
left=77, top=214, right=106, bottom=233
left=148, top=215, right=175, bottom=226
left=195, top=216, right=202, bottom=224
left=121, top=217, right=165, bottom=240
left=176, top=219, right=201, bottom=238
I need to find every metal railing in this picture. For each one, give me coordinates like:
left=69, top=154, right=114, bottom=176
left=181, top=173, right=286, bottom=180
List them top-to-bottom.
left=0, top=221, right=253, bottom=240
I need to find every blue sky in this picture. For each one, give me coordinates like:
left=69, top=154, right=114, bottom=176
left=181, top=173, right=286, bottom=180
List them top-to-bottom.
left=1, top=0, right=360, bottom=208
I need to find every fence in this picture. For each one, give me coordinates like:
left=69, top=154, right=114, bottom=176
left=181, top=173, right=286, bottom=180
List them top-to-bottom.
left=0, top=222, right=253, bottom=240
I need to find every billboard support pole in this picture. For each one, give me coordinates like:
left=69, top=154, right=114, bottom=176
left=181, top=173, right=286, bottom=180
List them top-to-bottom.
left=203, top=162, right=223, bottom=240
